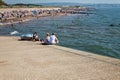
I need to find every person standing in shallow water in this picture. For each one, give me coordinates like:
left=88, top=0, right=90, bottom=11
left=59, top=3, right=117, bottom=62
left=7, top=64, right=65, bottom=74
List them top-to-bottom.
left=49, top=32, right=59, bottom=45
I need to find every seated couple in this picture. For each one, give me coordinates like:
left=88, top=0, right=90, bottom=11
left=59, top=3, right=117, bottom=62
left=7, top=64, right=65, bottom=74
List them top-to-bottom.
left=33, top=32, right=59, bottom=45
left=42, top=32, right=59, bottom=45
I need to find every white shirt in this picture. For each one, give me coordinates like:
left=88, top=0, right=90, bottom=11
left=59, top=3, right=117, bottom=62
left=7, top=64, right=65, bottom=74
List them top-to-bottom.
left=50, top=35, right=59, bottom=44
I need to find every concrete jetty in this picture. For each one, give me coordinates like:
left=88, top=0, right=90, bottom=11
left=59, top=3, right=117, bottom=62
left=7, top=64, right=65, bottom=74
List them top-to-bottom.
left=0, top=36, right=120, bottom=80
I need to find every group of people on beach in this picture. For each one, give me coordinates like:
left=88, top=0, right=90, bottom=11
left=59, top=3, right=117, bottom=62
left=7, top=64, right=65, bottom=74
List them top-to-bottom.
left=0, top=9, right=62, bottom=22
left=32, top=32, right=59, bottom=45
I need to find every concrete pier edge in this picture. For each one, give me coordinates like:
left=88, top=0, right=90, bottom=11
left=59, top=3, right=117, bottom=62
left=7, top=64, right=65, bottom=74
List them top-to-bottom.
left=0, top=36, right=120, bottom=80
left=51, top=45, right=120, bottom=67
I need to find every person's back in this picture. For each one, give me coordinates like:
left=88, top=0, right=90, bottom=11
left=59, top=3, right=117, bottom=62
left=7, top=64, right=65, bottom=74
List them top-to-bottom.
left=50, top=32, right=59, bottom=44
left=44, top=33, right=50, bottom=44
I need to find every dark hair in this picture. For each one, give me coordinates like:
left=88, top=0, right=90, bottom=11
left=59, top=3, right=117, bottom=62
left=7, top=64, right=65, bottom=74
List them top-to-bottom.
left=34, top=32, right=37, bottom=34
left=52, top=32, right=55, bottom=35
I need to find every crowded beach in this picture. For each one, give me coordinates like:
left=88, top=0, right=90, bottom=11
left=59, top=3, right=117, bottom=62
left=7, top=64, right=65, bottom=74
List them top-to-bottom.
left=0, top=7, right=94, bottom=25
left=0, top=8, right=65, bottom=25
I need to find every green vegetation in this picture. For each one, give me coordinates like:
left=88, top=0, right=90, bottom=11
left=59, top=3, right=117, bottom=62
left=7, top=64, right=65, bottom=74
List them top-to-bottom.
left=0, top=0, right=7, bottom=6
left=0, top=1, right=44, bottom=8
left=0, top=1, right=83, bottom=8
left=10, top=3, right=60, bottom=8
left=11, top=3, right=43, bottom=8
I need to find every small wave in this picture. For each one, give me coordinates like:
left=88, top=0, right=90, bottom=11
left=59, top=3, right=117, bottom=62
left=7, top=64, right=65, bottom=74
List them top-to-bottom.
left=10, top=31, right=19, bottom=35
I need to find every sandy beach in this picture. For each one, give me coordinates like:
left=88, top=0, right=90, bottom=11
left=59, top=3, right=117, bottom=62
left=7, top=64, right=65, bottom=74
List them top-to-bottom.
left=0, top=8, right=66, bottom=26
left=0, top=36, right=120, bottom=80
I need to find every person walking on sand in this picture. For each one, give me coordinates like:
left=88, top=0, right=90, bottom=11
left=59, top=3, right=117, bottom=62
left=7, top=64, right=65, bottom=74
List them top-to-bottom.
left=49, top=32, right=59, bottom=45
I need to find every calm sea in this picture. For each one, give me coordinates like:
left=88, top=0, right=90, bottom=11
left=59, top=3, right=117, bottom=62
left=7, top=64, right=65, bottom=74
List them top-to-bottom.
left=0, top=4, right=120, bottom=59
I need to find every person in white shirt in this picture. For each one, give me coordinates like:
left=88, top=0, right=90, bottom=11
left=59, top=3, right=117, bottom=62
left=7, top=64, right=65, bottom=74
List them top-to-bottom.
left=50, top=32, right=59, bottom=44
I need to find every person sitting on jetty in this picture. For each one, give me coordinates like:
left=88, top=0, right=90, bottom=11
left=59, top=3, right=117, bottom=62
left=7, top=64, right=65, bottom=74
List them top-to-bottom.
left=33, top=32, right=39, bottom=41
left=49, top=32, right=59, bottom=45
left=42, top=33, right=50, bottom=45
left=45, top=33, right=50, bottom=44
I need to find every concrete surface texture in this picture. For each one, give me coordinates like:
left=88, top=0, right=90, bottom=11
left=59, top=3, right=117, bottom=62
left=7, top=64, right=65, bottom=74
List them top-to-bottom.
left=0, top=36, right=120, bottom=80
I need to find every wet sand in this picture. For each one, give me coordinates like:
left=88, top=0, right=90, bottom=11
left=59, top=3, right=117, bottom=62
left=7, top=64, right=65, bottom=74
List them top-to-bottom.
left=0, top=36, right=120, bottom=80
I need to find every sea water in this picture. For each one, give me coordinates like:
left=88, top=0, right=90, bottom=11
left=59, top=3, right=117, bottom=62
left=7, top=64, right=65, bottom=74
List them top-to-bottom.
left=0, top=4, right=120, bottom=59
